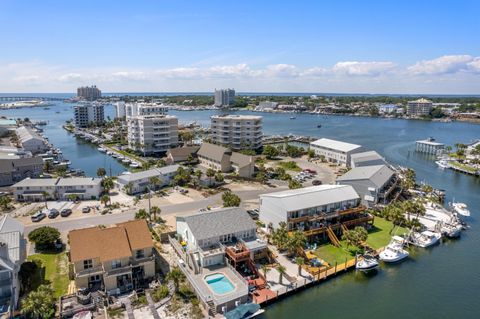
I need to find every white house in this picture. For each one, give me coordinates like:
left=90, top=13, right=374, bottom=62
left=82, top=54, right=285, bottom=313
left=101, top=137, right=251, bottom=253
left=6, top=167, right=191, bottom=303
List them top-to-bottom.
left=15, top=126, right=48, bottom=155
left=310, top=138, right=363, bottom=166
left=350, top=151, right=387, bottom=168
left=115, top=164, right=179, bottom=194
left=55, top=177, right=103, bottom=200
left=0, top=216, right=26, bottom=317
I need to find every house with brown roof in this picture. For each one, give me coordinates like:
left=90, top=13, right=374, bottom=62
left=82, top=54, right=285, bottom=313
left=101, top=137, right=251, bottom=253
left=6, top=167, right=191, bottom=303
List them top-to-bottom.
left=197, top=142, right=255, bottom=177
left=166, top=146, right=200, bottom=164
left=68, top=219, right=155, bottom=295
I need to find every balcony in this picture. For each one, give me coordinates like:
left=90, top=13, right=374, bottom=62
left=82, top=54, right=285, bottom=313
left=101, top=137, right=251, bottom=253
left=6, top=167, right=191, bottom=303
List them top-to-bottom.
left=288, top=205, right=366, bottom=223
left=292, top=214, right=374, bottom=237
left=225, top=245, right=250, bottom=263
left=132, top=255, right=155, bottom=266
left=103, top=264, right=132, bottom=277
left=75, top=265, right=103, bottom=278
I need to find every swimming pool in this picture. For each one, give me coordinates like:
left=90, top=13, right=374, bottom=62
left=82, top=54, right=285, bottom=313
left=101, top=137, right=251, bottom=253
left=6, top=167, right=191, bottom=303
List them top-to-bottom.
left=204, top=273, right=235, bottom=294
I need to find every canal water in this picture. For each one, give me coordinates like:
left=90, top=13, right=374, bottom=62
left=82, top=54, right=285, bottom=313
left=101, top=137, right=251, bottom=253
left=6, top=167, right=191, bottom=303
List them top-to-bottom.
left=1, top=103, right=480, bottom=318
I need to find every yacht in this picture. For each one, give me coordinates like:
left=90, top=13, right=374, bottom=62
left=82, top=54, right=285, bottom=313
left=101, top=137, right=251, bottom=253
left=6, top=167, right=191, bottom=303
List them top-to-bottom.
left=290, top=116, right=296, bottom=119
left=97, top=147, right=106, bottom=152
left=106, top=151, right=113, bottom=155
left=122, top=158, right=131, bottom=164
left=435, top=159, right=450, bottom=169
left=130, top=162, right=140, bottom=168
left=451, top=202, right=471, bottom=217
left=440, top=222, right=462, bottom=238
left=408, top=230, right=441, bottom=248
left=379, top=236, right=409, bottom=263
left=356, top=253, right=379, bottom=272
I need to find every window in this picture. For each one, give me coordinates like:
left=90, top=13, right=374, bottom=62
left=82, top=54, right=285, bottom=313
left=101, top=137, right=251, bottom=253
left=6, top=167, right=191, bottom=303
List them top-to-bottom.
left=136, top=249, right=145, bottom=259
left=83, top=259, right=93, bottom=269
left=111, top=260, right=122, bottom=269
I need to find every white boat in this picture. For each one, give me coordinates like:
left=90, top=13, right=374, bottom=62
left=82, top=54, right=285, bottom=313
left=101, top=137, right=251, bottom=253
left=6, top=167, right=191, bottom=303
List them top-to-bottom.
left=97, top=147, right=106, bottom=152
left=106, top=151, right=113, bottom=155
left=111, top=153, right=118, bottom=158
left=122, top=158, right=131, bottom=164
left=435, top=159, right=450, bottom=169
left=130, top=162, right=140, bottom=168
left=452, top=202, right=471, bottom=217
left=440, top=222, right=462, bottom=238
left=408, top=230, right=441, bottom=248
left=379, top=236, right=409, bottom=263
left=356, top=253, right=379, bottom=271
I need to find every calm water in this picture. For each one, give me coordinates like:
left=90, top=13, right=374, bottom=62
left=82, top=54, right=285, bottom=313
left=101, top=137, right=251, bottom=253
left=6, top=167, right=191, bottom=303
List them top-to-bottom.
left=2, top=104, right=480, bottom=318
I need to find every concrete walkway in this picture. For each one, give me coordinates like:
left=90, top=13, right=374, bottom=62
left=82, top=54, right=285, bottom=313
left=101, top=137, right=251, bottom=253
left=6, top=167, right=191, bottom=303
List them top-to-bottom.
left=145, top=291, right=161, bottom=319
left=122, top=298, right=135, bottom=319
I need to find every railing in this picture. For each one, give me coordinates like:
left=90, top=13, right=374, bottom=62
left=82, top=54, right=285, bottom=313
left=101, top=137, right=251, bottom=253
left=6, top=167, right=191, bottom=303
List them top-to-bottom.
left=288, top=206, right=366, bottom=223
left=225, top=247, right=250, bottom=262
left=132, top=255, right=155, bottom=266
left=75, top=265, right=103, bottom=277
left=103, top=265, right=132, bottom=277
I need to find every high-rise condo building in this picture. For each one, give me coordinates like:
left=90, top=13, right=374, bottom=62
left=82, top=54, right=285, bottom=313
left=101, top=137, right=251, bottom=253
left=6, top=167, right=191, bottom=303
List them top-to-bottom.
left=77, top=85, right=102, bottom=101
left=214, top=88, right=236, bottom=107
left=406, top=98, right=433, bottom=116
left=74, top=104, right=105, bottom=127
left=210, top=115, right=262, bottom=150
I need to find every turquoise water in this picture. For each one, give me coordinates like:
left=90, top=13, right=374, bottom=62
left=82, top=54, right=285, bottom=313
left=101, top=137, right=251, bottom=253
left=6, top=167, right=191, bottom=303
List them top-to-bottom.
left=2, top=102, right=480, bottom=317
left=205, top=273, right=235, bottom=294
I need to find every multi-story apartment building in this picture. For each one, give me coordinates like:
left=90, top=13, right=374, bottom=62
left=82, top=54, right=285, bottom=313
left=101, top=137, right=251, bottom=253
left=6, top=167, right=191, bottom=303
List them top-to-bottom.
left=77, top=85, right=102, bottom=101
left=214, top=88, right=235, bottom=107
left=407, top=98, right=433, bottom=116
left=115, top=101, right=126, bottom=118
left=125, top=103, right=168, bottom=118
left=74, top=104, right=105, bottom=128
left=127, top=115, right=178, bottom=155
left=210, top=115, right=262, bottom=150
left=310, top=138, right=363, bottom=166
left=0, top=153, right=43, bottom=186
left=115, top=164, right=179, bottom=194
left=11, top=177, right=102, bottom=201
left=259, top=185, right=373, bottom=239
left=0, top=216, right=26, bottom=318
left=68, top=220, right=155, bottom=295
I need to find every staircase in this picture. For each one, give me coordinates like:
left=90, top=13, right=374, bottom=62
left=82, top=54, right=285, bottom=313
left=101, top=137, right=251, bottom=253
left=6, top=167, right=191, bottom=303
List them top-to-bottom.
left=340, top=223, right=349, bottom=234
left=327, top=226, right=341, bottom=247
left=188, top=252, right=200, bottom=274
left=207, top=300, right=217, bottom=316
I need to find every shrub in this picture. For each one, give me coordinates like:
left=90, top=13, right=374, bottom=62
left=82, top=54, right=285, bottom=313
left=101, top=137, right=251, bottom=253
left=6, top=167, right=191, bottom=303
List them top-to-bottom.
left=28, top=227, right=60, bottom=251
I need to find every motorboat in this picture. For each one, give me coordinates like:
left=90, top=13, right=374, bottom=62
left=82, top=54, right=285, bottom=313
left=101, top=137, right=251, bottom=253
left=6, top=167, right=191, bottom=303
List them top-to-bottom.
left=290, top=116, right=296, bottom=119
left=317, top=124, right=322, bottom=128
left=97, top=147, right=106, bottom=152
left=106, top=151, right=113, bottom=155
left=122, top=158, right=131, bottom=164
left=435, top=159, right=450, bottom=169
left=130, top=162, right=140, bottom=168
left=451, top=202, right=471, bottom=217
left=440, top=222, right=462, bottom=238
left=408, top=230, right=441, bottom=248
left=379, top=236, right=409, bottom=263
left=356, top=253, right=379, bottom=272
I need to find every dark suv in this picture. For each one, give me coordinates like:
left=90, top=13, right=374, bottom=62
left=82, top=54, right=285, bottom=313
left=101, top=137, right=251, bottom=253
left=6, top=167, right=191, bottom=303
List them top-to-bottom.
left=60, top=208, right=72, bottom=217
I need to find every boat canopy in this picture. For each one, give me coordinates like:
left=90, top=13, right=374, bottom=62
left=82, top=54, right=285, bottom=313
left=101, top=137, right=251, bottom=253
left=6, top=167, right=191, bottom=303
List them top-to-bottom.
left=224, top=303, right=261, bottom=319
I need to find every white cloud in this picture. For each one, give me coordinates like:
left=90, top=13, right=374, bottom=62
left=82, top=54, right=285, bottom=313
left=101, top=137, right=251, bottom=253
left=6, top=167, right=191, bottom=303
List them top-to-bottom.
left=407, top=55, right=474, bottom=75
left=332, top=61, right=396, bottom=76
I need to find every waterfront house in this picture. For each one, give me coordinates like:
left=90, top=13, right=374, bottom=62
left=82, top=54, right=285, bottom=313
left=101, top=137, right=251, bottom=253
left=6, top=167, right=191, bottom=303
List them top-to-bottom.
left=0, top=119, right=16, bottom=137
left=15, top=126, right=48, bottom=155
left=310, top=138, right=363, bottom=166
left=416, top=138, right=444, bottom=155
left=197, top=143, right=255, bottom=178
left=166, top=146, right=200, bottom=164
left=350, top=151, right=387, bottom=168
left=0, top=153, right=43, bottom=187
left=115, top=164, right=179, bottom=195
left=336, top=164, right=398, bottom=207
left=11, top=177, right=103, bottom=201
left=259, top=185, right=373, bottom=239
left=172, top=207, right=263, bottom=315
left=0, top=216, right=26, bottom=318
left=68, top=219, right=155, bottom=295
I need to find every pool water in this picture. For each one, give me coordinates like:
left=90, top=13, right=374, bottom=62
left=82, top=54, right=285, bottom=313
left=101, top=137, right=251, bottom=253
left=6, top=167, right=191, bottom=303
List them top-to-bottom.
left=205, top=273, right=235, bottom=294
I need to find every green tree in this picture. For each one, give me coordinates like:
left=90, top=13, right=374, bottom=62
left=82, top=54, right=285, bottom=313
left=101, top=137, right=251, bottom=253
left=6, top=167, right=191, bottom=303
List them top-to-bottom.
left=262, top=145, right=279, bottom=159
left=307, top=149, right=315, bottom=160
left=43, top=161, right=52, bottom=173
left=56, top=165, right=67, bottom=177
left=96, top=167, right=106, bottom=178
left=206, top=168, right=215, bottom=186
left=194, top=169, right=202, bottom=180
left=214, top=171, right=224, bottom=183
left=149, top=176, right=162, bottom=191
left=102, top=177, right=114, bottom=193
left=288, top=179, right=302, bottom=189
left=123, top=182, right=134, bottom=195
left=42, top=191, right=50, bottom=209
left=222, top=191, right=241, bottom=207
left=100, top=194, right=110, bottom=207
left=0, top=196, right=12, bottom=210
left=151, top=206, right=161, bottom=221
left=135, top=209, right=149, bottom=220
left=272, top=222, right=289, bottom=250
left=28, top=226, right=60, bottom=250
left=342, top=226, right=368, bottom=249
left=287, top=231, right=307, bottom=256
left=295, top=257, right=305, bottom=276
left=261, top=264, right=270, bottom=281
left=276, top=265, right=287, bottom=285
left=166, top=267, right=185, bottom=293
left=21, top=284, right=56, bottom=318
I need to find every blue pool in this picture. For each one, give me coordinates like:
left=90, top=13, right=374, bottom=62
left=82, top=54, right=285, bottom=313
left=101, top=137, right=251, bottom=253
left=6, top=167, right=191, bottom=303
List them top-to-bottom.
left=205, top=273, right=235, bottom=294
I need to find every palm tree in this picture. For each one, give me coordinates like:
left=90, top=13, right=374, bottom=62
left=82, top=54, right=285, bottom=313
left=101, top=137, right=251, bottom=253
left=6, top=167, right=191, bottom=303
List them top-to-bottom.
left=96, top=167, right=106, bottom=178
left=206, top=168, right=215, bottom=186
left=194, top=169, right=202, bottom=181
left=149, top=176, right=162, bottom=191
left=102, top=177, right=114, bottom=193
left=123, top=182, right=133, bottom=195
left=41, top=191, right=49, bottom=209
left=100, top=194, right=110, bottom=207
left=0, top=196, right=11, bottom=211
left=387, top=204, right=405, bottom=234
left=151, top=206, right=161, bottom=222
left=287, top=231, right=307, bottom=256
left=295, top=257, right=305, bottom=276
left=261, top=264, right=270, bottom=281
left=276, top=265, right=287, bottom=285
left=166, top=267, right=185, bottom=293
left=21, top=284, right=56, bottom=318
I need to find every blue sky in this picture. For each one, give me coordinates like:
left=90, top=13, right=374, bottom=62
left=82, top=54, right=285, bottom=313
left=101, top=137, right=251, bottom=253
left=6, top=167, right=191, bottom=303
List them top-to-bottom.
left=1, top=0, right=479, bottom=93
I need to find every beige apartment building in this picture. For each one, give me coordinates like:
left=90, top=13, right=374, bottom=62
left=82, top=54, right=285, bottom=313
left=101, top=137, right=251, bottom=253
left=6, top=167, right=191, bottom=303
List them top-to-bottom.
left=127, top=115, right=179, bottom=155
left=210, top=115, right=262, bottom=150
left=68, top=220, right=155, bottom=295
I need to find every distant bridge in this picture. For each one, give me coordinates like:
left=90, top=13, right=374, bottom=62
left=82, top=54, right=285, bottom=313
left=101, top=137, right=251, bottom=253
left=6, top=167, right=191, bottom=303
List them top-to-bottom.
left=0, top=96, right=65, bottom=101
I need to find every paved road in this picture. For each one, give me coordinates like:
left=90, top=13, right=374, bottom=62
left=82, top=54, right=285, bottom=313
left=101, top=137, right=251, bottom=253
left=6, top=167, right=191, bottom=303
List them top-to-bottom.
left=24, top=187, right=287, bottom=235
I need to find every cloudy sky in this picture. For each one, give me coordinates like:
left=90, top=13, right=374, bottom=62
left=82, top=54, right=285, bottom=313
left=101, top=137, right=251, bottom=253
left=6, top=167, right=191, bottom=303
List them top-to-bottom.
left=1, top=0, right=479, bottom=94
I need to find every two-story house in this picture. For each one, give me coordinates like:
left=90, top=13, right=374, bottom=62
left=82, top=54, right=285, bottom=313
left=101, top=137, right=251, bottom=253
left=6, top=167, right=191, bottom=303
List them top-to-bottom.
left=68, top=220, right=155, bottom=295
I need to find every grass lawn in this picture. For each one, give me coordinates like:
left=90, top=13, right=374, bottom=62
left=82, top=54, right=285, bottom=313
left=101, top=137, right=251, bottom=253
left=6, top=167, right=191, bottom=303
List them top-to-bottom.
left=277, top=161, right=302, bottom=172
left=449, top=161, right=478, bottom=173
left=313, top=218, right=408, bottom=265
left=28, top=252, right=70, bottom=298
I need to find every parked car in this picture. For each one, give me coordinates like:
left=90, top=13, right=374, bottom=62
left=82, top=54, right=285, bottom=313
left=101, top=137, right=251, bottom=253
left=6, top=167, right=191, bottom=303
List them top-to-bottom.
left=304, top=169, right=317, bottom=174
left=312, top=179, right=322, bottom=186
left=82, top=206, right=91, bottom=213
left=60, top=208, right=72, bottom=217
left=48, top=209, right=59, bottom=219
left=247, top=210, right=259, bottom=220
left=31, top=211, right=46, bottom=222
left=54, top=238, right=63, bottom=250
